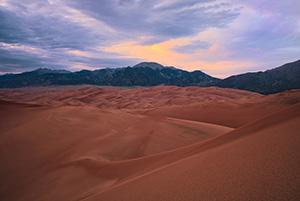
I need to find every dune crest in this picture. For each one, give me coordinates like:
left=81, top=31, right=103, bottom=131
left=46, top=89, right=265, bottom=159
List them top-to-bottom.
left=0, top=99, right=231, bottom=201
left=85, top=103, right=300, bottom=201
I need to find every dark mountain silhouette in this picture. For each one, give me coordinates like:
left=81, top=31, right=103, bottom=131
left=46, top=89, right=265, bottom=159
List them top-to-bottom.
left=208, top=59, right=300, bottom=94
left=1, top=60, right=299, bottom=94
left=0, top=62, right=218, bottom=88
left=132, top=62, right=165, bottom=70
left=0, top=68, right=70, bottom=80
left=28, top=68, right=71, bottom=76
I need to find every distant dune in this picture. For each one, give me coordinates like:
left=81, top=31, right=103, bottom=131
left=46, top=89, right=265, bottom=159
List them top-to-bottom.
left=0, top=85, right=262, bottom=108
left=0, top=86, right=299, bottom=201
left=143, top=89, right=300, bottom=127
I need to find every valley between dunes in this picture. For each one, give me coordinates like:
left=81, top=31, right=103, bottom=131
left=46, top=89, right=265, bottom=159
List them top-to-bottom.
left=0, top=86, right=300, bottom=201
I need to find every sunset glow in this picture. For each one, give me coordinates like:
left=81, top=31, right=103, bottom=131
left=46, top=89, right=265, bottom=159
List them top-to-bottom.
left=0, top=0, right=299, bottom=77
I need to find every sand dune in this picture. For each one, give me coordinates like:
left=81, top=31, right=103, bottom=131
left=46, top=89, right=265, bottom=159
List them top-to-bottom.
left=0, top=86, right=300, bottom=201
left=0, top=86, right=262, bottom=108
left=1, top=87, right=299, bottom=128
left=143, top=89, right=300, bottom=127
left=0, top=99, right=231, bottom=201
left=85, top=102, right=300, bottom=201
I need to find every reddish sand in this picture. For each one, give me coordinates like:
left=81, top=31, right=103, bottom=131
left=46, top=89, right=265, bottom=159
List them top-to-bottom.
left=0, top=86, right=299, bottom=201
left=0, top=86, right=262, bottom=108
left=1, top=86, right=299, bottom=128
left=142, top=89, right=300, bottom=128
left=86, top=102, right=300, bottom=201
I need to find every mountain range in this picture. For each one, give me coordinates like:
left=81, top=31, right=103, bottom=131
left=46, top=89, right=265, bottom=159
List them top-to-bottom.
left=210, top=59, right=300, bottom=94
left=0, top=60, right=299, bottom=94
left=0, top=62, right=219, bottom=88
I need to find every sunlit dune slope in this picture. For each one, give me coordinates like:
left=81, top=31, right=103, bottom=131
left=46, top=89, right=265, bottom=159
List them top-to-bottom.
left=143, top=89, right=300, bottom=127
left=0, top=100, right=231, bottom=201
left=85, top=102, right=300, bottom=201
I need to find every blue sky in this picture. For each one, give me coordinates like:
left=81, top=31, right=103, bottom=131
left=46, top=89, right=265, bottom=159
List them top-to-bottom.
left=0, top=0, right=299, bottom=77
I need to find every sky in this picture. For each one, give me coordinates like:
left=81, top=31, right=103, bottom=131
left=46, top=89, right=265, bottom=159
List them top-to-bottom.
left=0, top=0, right=299, bottom=78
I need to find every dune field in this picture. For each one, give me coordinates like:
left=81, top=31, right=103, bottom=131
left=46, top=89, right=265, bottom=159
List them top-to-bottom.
left=0, top=86, right=300, bottom=201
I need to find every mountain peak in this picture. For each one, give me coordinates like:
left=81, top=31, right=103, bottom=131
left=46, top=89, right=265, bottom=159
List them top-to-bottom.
left=132, top=62, right=165, bottom=70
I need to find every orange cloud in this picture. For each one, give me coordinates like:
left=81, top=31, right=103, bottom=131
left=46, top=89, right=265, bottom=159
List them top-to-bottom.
left=102, top=37, right=258, bottom=78
left=102, top=39, right=194, bottom=68
left=104, top=41, right=184, bottom=62
left=0, top=42, right=44, bottom=54
left=68, top=50, right=92, bottom=57
left=179, top=60, right=258, bottom=78
left=69, top=62, right=97, bottom=70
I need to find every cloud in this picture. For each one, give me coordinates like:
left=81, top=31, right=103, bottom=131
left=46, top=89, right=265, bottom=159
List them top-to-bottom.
left=0, top=0, right=299, bottom=77
left=0, top=0, right=136, bottom=72
left=0, top=0, right=241, bottom=73
left=64, top=0, right=239, bottom=42
left=177, top=0, right=300, bottom=75
left=0, top=7, right=29, bottom=44
left=172, top=40, right=212, bottom=54
left=0, top=47, right=64, bottom=72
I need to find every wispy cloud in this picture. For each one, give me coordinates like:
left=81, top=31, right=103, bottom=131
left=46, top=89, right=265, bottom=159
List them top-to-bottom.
left=0, top=0, right=299, bottom=77
left=172, top=40, right=212, bottom=54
